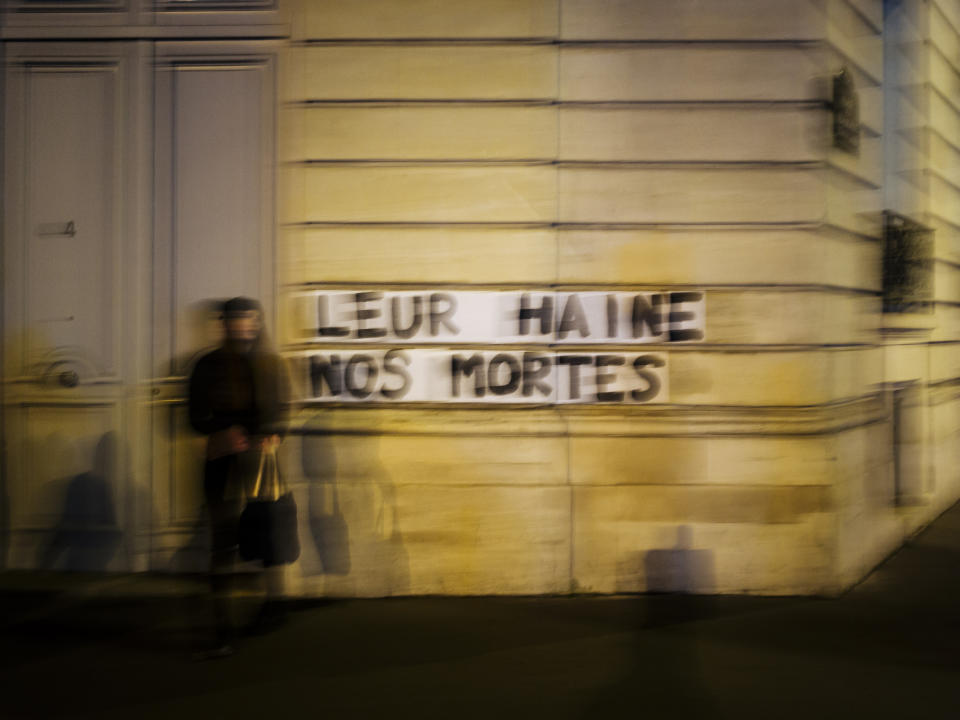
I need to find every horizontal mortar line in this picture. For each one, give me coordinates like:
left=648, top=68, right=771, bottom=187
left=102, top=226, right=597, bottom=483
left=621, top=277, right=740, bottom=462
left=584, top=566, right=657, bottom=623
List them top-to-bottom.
left=839, top=0, right=883, bottom=33
left=923, top=0, right=960, bottom=58
left=932, top=0, right=960, bottom=42
left=828, top=9, right=883, bottom=45
left=0, top=28, right=290, bottom=41
left=298, top=37, right=556, bottom=46
left=295, top=38, right=825, bottom=47
left=559, top=38, right=825, bottom=48
left=824, top=38, right=882, bottom=87
left=928, top=51, right=960, bottom=94
left=928, top=83, right=960, bottom=122
left=294, top=98, right=558, bottom=107
left=289, top=99, right=828, bottom=108
left=558, top=99, right=828, bottom=108
left=924, top=125, right=960, bottom=158
left=555, top=158, right=828, bottom=170
left=290, top=159, right=824, bottom=169
left=295, top=159, right=555, bottom=167
left=825, top=161, right=882, bottom=189
left=924, top=166, right=960, bottom=196
left=891, top=167, right=932, bottom=195
left=923, top=211, right=960, bottom=234
left=286, top=221, right=830, bottom=230
left=287, top=221, right=554, bottom=229
left=818, top=223, right=881, bottom=242
left=819, top=223, right=882, bottom=243
left=934, top=256, right=960, bottom=270
left=283, top=280, right=878, bottom=294
left=876, top=332, right=956, bottom=343
left=283, top=343, right=881, bottom=353
left=930, top=374, right=960, bottom=385
left=930, top=392, right=960, bottom=407
left=294, top=394, right=880, bottom=410
left=291, top=396, right=883, bottom=414
left=151, top=407, right=888, bottom=425
left=291, top=407, right=879, bottom=422
left=288, top=421, right=888, bottom=440
left=291, top=482, right=835, bottom=490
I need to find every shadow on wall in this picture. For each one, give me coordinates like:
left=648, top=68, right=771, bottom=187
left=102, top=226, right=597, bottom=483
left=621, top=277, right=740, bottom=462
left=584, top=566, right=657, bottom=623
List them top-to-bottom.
left=171, top=299, right=225, bottom=378
left=300, top=422, right=410, bottom=596
left=37, top=432, right=122, bottom=572
left=583, top=525, right=719, bottom=717
left=644, top=525, right=715, bottom=595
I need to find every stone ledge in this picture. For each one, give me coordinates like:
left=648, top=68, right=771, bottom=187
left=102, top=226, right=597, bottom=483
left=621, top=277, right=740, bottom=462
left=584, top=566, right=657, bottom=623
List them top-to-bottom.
left=292, top=393, right=886, bottom=438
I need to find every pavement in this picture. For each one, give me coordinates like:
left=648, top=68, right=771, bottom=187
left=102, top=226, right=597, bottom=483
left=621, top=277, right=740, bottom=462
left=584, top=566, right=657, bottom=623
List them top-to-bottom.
left=2, top=505, right=960, bottom=720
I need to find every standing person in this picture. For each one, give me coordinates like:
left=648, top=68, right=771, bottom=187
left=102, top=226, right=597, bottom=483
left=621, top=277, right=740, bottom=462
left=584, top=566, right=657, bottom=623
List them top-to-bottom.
left=188, top=297, right=291, bottom=656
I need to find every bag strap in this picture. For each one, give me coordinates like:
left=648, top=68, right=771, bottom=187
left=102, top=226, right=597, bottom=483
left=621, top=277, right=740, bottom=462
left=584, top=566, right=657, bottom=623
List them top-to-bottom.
left=251, top=444, right=288, bottom=501
left=272, top=446, right=288, bottom=498
left=250, top=448, right=268, bottom=499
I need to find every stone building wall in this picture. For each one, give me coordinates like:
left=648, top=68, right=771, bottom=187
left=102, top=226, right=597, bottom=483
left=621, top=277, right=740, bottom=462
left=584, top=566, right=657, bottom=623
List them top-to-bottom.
left=277, top=0, right=925, bottom=596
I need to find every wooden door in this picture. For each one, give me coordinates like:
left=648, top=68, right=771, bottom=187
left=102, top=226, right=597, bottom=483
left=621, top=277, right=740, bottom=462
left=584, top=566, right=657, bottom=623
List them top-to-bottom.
left=2, top=42, right=151, bottom=571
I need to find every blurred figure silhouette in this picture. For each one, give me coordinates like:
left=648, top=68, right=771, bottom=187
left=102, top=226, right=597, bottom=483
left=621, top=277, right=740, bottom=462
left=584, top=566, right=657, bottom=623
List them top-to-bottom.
left=187, top=297, right=291, bottom=656
left=39, top=432, right=121, bottom=571
left=644, top=525, right=715, bottom=596
left=584, top=526, right=718, bottom=717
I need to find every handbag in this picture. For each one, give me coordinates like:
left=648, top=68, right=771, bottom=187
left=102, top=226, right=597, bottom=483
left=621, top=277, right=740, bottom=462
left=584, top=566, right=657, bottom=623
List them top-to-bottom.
left=238, top=445, right=301, bottom=567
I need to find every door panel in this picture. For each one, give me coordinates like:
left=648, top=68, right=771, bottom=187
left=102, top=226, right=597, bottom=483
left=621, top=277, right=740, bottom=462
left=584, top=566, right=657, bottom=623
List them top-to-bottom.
left=173, top=64, right=265, bottom=370
left=26, top=67, right=118, bottom=376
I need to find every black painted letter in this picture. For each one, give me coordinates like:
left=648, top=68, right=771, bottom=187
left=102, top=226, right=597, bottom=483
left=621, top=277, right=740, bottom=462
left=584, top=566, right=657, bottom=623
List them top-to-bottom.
left=354, top=292, right=388, bottom=339
left=668, top=292, right=705, bottom=342
left=430, top=293, right=460, bottom=336
left=517, top=293, right=554, bottom=336
left=557, top=294, right=590, bottom=339
left=606, top=294, right=618, bottom=339
left=631, top=294, right=665, bottom=340
left=317, top=295, right=349, bottom=337
left=390, top=296, right=423, bottom=339
left=381, top=349, right=412, bottom=400
left=522, top=352, right=553, bottom=398
left=451, top=353, right=486, bottom=397
left=488, top=353, right=521, bottom=396
left=309, top=354, right=343, bottom=397
left=631, top=354, right=665, bottom=402
left=345, top=355, right=377, bottom=399
left=557, top=355, right=591, bottom=400
left=594, top=355, right=625, bottom=402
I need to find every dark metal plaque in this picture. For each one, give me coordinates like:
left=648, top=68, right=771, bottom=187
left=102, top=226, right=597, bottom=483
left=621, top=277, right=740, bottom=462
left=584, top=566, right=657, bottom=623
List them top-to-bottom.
left=833, top=67, right=860, bottom=155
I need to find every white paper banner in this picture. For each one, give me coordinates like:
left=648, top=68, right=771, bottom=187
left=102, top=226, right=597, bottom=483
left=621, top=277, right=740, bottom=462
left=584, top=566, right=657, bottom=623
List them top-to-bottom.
left=288, top=290, right=705, bottom=345
left=289, top=349, right=669, bottom=404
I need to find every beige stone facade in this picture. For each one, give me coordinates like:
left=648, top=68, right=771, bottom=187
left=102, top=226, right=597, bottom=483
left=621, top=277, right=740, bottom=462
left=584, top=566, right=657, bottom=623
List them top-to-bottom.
left=3, top=0, right=960, bottom=596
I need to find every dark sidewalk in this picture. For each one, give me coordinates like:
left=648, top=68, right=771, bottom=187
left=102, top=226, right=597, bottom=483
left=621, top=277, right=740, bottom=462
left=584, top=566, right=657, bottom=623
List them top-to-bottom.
left=2, top=506, right=960, bottom=720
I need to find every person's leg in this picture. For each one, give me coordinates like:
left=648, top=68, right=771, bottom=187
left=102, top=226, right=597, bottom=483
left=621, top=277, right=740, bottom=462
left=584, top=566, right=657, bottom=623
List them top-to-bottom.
left=204, top=457, right=237, bottom=652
